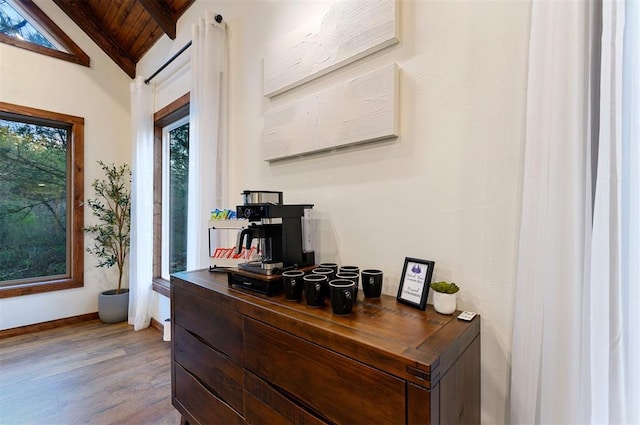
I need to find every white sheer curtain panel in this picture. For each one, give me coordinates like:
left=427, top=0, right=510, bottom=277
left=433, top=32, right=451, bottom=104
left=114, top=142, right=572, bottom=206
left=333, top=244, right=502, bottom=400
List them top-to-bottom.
left=510, top=0, right=639, bottom=423
left=621, top=0, right=640, bottom=421
left=186, top=12, right=229, bottom=271
left=129, top=76, right=154, bottom=331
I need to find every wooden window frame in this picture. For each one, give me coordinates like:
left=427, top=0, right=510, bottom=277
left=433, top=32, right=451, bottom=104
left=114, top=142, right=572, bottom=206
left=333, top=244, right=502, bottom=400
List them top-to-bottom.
left=0, top=0, right=90, bottom=67
left=151, top=93, right=189, bottom=296
left=0, top=101, right=84, bottom=298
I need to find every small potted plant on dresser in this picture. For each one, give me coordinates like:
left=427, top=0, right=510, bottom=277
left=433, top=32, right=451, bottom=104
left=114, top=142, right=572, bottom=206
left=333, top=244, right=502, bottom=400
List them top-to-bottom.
left=84, top=161, right=131, bottom=323
left=430, top=281, right=460, bottom=314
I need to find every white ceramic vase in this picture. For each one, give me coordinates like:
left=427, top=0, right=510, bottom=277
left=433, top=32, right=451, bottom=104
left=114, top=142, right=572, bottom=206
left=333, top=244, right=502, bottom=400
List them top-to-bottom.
left=433, top=291, right=457, bottom=315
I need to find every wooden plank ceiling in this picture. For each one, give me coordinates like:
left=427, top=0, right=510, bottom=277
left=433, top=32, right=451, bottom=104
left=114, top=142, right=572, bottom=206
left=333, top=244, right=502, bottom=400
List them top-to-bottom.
left=52, top=0, right=195, bottom=78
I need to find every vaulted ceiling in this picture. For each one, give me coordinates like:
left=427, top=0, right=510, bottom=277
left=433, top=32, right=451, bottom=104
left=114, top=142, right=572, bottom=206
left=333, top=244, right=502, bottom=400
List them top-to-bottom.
left=51, top=0, right=195, bottom=79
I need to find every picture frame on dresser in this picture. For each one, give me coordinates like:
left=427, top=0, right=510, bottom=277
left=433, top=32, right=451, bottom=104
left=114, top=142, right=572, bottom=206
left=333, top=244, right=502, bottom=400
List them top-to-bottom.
left=396, top=257, right=435, bottom=310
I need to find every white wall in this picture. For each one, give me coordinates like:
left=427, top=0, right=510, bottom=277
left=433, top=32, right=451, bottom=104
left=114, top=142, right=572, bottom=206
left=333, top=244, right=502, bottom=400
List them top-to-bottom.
left=0, top=1, right=132, bottom=329
left=141, top=1, right=531, bottom=423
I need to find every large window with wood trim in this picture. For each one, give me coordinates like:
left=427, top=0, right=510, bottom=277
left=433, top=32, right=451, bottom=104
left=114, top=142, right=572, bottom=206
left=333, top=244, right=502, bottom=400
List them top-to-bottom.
left=153, top=94, right=189, bottom=285
left=0, top=102, right=84, bottom=298
left=162, top=116, right=189, bottom=278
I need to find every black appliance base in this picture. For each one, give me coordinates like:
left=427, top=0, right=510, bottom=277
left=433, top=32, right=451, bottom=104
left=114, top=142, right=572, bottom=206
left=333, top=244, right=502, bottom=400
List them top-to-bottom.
left=227, top=271, right=283, bottom=296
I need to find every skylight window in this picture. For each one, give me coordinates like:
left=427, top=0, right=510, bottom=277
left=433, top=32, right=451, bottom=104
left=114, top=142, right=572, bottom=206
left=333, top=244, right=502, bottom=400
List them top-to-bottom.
left=0, top=0, right=59, bottom=51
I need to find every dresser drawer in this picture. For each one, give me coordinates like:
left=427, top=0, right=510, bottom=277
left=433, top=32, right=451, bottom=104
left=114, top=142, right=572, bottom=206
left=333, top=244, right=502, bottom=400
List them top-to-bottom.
left=173, top=286, right=243, bottom=361
left=244, top=318, right=406, bottom=424
left=174, top=324, right=244, bottom=414
left=174, top=363, right=244, bottom=425
left=244, top=371, right=328, bottom=425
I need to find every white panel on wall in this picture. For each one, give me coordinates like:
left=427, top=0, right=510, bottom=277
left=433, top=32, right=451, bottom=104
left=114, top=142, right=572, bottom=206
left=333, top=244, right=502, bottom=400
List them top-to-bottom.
left=263, top=0, right=399, bottom=97
left=263, top=63, right=398, bottom=161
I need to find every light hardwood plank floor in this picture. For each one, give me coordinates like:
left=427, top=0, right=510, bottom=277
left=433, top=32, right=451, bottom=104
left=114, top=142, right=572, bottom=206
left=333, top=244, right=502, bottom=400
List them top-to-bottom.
left=0, top=320, right=181, bottom=425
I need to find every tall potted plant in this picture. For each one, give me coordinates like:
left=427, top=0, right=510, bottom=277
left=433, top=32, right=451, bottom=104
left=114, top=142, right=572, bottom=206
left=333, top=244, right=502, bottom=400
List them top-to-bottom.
left=84, top=161, right=131, bottom=323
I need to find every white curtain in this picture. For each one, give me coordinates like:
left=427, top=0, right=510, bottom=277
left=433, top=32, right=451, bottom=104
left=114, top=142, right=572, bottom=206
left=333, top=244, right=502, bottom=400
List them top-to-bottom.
left=510, top=0, right=639, bottom=423
left=621, top=0, right=640, bottom=421
left=186, top=12, right=229, bottom=271
left=129, top=76, right=154, bottom=331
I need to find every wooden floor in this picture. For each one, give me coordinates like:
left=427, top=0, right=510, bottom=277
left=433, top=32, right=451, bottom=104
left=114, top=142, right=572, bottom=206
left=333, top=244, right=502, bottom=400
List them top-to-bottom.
left=0, top=320, right=181, bottom=425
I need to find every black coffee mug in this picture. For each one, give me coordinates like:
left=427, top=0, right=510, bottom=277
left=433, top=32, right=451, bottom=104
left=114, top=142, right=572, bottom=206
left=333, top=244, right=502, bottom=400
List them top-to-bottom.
left=319, top=263, right=339, bottom=276
left=338, top=265, right=359, bottom=275
left=312, top=267, right=335, bottom=281
left=312, top=267, right=335, bottom=294
left=361, top=269, right=383, bottom=298
left=283, top=270, right=305, bottom=300
left=336, top=271, right=359, bottom=299
left=304, top=274, right=326, bottom=307
left=329, top=279, right=356, bottom=315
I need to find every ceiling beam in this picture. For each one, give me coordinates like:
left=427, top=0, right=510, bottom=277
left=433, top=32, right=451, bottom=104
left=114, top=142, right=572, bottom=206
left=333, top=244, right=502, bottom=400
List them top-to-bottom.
left=52, top=0, right=136, bottom=78
left=137, top=0, right=177, bottom=40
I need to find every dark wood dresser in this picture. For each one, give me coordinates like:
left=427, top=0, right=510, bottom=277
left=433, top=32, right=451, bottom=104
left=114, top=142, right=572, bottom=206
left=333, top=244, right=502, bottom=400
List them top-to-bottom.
left=170, top=269, right=480, bottom=425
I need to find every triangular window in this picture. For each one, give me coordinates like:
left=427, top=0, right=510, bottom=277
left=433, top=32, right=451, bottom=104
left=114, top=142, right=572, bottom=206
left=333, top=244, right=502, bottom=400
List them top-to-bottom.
left=0, top=0, right=89, bottom=67
left=0, top=0, right=57, bottom=50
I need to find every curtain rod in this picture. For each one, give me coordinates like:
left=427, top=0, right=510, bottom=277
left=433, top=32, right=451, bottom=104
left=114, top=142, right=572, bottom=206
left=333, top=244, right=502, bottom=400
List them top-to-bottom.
left=144, top=14, right=223, bottom=85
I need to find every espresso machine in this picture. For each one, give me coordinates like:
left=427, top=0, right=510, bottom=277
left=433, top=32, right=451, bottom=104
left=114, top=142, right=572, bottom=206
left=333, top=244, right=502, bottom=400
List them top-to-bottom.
left=228, top=191, right=315, bottom=295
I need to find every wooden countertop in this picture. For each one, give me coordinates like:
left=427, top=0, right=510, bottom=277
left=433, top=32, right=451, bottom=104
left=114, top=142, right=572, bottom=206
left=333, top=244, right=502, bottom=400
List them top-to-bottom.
left=171, top=269, right=480, bottom=388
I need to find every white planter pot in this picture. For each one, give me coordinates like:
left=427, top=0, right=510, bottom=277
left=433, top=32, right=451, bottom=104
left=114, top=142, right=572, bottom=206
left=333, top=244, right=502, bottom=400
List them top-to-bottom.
left=433, top=291, right=457, bottom=315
